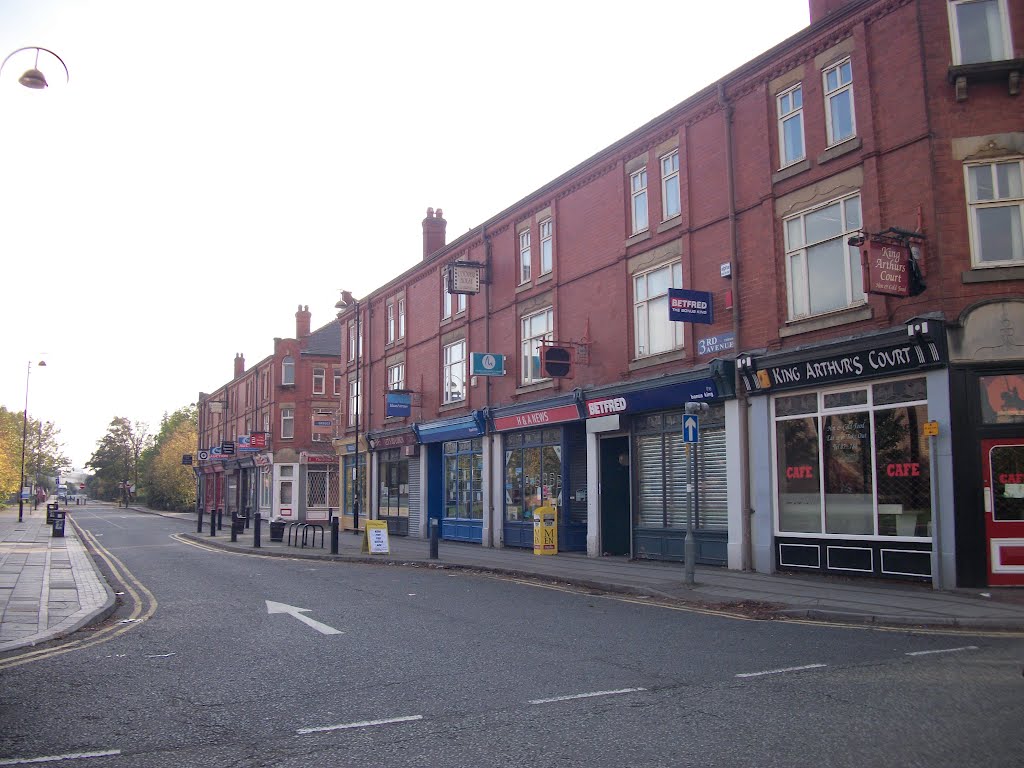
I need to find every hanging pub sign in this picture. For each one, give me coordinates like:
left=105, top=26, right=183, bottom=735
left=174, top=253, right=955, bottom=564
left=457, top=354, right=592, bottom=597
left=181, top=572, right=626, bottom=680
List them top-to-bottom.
left=861, top=241, right=911, bottom=297
left=447, top=262, right=482, bottom=295
left=385, top=392, right=412, bottom=417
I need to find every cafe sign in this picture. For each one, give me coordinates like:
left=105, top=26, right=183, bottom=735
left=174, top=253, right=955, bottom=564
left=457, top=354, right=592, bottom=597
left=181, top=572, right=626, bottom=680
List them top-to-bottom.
left=861, top=241, right=910, bottom=297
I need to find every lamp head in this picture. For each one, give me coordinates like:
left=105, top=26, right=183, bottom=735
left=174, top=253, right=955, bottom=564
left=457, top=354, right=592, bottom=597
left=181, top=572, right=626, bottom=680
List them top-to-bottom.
left=18, top=67, right=47, bottom=89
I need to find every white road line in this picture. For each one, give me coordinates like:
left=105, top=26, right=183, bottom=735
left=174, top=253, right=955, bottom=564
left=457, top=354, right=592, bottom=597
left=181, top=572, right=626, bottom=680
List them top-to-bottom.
left=906, top=645, right=979, bottom=657
left=736, top=663, right=827, bottom=678
left=528, top=687, right=647, bottom=705
left=296, top=715, right=423, bottom=735
left=0, top=749, right=122, bottom=765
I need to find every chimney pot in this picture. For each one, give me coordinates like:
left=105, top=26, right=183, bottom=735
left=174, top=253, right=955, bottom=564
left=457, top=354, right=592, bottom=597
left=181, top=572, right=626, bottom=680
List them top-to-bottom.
left=422, top=205, right=447, bottom=260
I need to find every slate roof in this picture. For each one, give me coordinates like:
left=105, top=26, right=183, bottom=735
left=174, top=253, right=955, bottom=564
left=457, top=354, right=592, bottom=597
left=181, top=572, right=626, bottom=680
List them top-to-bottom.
left=301, top=320, right=341, bottom=357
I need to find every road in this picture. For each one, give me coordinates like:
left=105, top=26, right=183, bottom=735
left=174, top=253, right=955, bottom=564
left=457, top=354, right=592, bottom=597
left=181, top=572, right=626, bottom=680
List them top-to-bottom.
left=1, top=504, right=1021, bottom=767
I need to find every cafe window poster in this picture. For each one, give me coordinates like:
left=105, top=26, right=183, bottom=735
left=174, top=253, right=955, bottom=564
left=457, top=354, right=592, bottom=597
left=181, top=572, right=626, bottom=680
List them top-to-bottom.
left=980, top=374, right=1024, bottom=424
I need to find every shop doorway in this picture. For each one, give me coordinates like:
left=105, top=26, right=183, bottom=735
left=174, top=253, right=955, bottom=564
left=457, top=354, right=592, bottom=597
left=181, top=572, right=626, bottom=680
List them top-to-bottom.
left=600, top=436, right=631, bottom=556
left=981, top=438, right=1024, bottom=586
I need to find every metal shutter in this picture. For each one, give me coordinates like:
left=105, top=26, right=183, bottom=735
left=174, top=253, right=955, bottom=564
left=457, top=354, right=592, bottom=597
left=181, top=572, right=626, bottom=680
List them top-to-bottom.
left=698, top=426, right=728, bottom=530
left=407, top=459, right=420, bottom=538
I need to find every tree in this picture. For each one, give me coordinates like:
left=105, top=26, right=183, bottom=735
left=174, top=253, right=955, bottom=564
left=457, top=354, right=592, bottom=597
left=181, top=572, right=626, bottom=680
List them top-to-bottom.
left=139, top=406, right=198, bottom=512
left=0, top=407, right=71, bottom=505
left=0, top=407, right=22, bottom=503
left=87, top=418, right=152, bottom=504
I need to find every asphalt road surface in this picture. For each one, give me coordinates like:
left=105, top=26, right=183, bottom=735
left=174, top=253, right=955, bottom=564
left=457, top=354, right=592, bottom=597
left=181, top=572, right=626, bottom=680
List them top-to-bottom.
left=1, top=504, right=1021, bottom=767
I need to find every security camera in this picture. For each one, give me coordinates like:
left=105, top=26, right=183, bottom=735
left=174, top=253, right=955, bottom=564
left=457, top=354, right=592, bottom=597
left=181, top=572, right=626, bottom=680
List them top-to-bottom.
left=847, top=233, right=866, bottom=247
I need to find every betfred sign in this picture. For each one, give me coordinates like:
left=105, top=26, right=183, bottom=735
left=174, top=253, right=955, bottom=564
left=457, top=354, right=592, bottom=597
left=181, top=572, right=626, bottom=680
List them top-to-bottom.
left=861, top=242, right=910, bottom=297
left=668, top=288, right=714, bottom=324
left=492, top=404, right=581, bottom=432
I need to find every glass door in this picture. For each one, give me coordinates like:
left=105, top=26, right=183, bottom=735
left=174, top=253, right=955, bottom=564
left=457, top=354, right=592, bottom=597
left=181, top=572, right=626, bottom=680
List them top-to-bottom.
left=981, top=438, right=1024, bottom=586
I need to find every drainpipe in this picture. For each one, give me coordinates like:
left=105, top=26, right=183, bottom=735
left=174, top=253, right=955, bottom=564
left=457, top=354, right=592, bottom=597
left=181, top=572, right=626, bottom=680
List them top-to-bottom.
left=719, top=82, right=753, bottom=571
left=482, top=226, right=493, bottom=547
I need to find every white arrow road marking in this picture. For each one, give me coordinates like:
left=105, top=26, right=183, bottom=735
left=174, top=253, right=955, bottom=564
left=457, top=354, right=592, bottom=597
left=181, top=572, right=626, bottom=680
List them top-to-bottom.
left=266, top=600, right=343, bottom=635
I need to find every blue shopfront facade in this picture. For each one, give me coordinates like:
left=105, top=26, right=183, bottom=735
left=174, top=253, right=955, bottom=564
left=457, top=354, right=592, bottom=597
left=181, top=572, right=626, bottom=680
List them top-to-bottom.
left=490, top=394, right=587, bottom=552
left=414, top=412, right=487, bottom=543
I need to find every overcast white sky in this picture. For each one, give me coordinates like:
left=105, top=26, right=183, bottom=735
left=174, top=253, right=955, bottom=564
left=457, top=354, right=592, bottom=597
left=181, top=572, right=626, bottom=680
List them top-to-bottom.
left=0, top=0, right=810, bottom=470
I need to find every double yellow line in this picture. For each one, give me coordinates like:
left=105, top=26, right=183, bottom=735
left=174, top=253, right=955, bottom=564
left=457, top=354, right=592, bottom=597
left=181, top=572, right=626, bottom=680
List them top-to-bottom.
left=0, top=519, right=158, bottom=671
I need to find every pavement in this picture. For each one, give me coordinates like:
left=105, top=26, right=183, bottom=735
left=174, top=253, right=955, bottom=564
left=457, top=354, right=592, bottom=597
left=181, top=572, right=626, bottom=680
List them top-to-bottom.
left=2, top=502, right=1024, bottom=655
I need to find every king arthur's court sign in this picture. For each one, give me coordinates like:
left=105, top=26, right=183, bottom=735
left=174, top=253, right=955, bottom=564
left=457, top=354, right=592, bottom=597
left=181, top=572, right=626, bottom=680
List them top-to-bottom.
left=861, top=241, right=910, bottom=297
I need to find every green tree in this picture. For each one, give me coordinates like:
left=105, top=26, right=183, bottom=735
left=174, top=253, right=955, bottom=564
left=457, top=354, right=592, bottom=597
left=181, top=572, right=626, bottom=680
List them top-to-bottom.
left=140, top=406, right=198, bottom=511
left=0, top=407, right=22, bottom=503
left=0, top=407, right=71, bottom=505
left=87, top=418, right=152, bottom=504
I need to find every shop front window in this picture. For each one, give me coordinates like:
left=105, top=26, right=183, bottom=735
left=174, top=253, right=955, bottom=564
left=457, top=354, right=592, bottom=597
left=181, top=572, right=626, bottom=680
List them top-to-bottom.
left=773, top=378, right=930, bottom=538
left=504, top=429, right=562, bottom=522
left=444, top=439, right=482, bottom=519
left=378, top=449, right=409, bottom=519
left=343, top=454, right=366, bottom=515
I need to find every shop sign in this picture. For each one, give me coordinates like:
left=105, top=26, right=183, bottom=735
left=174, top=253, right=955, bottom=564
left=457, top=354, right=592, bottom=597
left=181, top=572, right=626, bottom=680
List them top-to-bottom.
left=861, top=241, right=910, bottom=297
left=668, top=288, right=714, bottom=324
left=697, top=332, right=735, bottom=355
left=743, top=341, right=939, bottom=393
left=470, top=353, right=506, bottom=377
left=585, top=378, right=718, bottom=417
left=385, top=392, right=412, bottom=417
left=493, top=403, right=581, bottom=432
left=370, top=431, right=417, bottom=450
left=249, top=432, right=268, bottom=449
left=235, top=435, right=260, bottom=452
left=301, top=453, right=337, bottom=464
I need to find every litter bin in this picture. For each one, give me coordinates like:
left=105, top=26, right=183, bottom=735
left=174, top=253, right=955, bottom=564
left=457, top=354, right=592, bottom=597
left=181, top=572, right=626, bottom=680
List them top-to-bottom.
left=46, top=502, right=59, bottom=524
left=533, top=505, right=558, bottom=556
left=52, top=508, right=66, bottom=538
left=269, top=519, right=286, bottom=542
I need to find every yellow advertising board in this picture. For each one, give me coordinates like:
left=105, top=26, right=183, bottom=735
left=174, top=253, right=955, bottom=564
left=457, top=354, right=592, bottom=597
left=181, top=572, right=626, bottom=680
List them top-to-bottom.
left=533, top=506, right=558, bottom=556
left=361, top=520, right=390, bottom=554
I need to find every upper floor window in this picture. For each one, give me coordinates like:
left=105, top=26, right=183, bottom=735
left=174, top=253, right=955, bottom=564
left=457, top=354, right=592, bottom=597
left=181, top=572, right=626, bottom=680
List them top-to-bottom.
left=949, top=0, right=1012, bottom=64
left=823, top=58, right=855, bottom=146
left=777, top=84, right=805, bottom=168
left=661, top=151, right=680, bottom=220
left=966, top=158, right=1024, bottom=267
left=630, top=168, right=649, bottom=234
left=784, top=192, right=864, bottom=319
left=539, top=218, right=553, bottom=275
left=519, top=229, right=532, bottom=284
left=634, top=261, right=683, bottom=358
left=442, top=268, right=467, bottom=319
left=398, top=298, right=406, bottom=339
left=386, top=300, right=396, bottom=344
left=521, top=308, right=554, bottom=385
left=347, top=320, right=362, bottom=362
left=443, top=340, right=466, bottom=404
left=281, top=356, right=295, bottom=386
left=388, top=362, right=406, bottom=391
left=312, top=367, right=325, bottom=395
left=261, top=370, right=269, bottom=398
left=333, top=370, right=342, bottom=396
left=348, top=379, right=362, bottom=427
left=281, top=407, right=294, bottom=439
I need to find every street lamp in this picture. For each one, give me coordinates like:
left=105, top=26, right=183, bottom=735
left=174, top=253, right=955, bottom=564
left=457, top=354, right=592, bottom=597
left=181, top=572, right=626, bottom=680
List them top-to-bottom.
left=0, top=47, right=69, bottom=90
left=336, top=291, right=362, bottom=532
left=18, top=360, right=46, bottom=522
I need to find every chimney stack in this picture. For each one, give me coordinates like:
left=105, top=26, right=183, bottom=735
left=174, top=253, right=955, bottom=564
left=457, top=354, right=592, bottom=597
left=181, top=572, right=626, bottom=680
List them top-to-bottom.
left=808, top=0, right=853, bottom=24
left=422, top=206, right=447, bottom=260
left=296, top=304, right=311, bottom=338
left=234, top=353, right=245, bottom=379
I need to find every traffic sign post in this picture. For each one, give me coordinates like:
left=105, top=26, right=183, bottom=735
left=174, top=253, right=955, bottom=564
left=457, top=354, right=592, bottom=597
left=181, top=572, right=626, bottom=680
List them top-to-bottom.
left=682, top=402, right=709, bottom=584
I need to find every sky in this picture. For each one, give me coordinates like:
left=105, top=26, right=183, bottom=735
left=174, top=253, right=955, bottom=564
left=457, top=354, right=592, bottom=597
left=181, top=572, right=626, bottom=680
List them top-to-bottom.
left=0, top=0, right=811, bottom=470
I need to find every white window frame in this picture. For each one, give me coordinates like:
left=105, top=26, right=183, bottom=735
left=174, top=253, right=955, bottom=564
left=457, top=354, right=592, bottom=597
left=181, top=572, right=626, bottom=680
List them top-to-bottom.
left=948, top=0, right=1012, bottom=65
left=822, top=58, right=856, bottom=147
left=777, top=83, right=805, bottom=168
left=660, top=151, right=680, bottom=220
left=964, top=158, right=1024, bottom=268
left=630, top=168, right=649, bottom=234
left=784, top=192, right=865, bottom=320
left=539, top=218, right=553, bottom=275
left=519, top=228, right=532, bottom=284
left=633, top=261, right=683, bottom=359
left=442, top=269, right=467, bottom=319
left=397, top=297, right=406, bottom=339
left=386, top=300, right=395, bottom=344
left=521, top=307, right=554, bottom=385
left=347, top=322, right=357, bottom=362
left=442, top=340, right=466, bottom=404
left=281, top=356, right=295, bottom=386
left=387, top=362, right=406, bottom=391
left=312, top=367, right=325, bottom=395
left=333, top=370, right=342, bottom=396
left=348, top=378, right=362, bottom=427
left=281, top=407, right=294, bottom=439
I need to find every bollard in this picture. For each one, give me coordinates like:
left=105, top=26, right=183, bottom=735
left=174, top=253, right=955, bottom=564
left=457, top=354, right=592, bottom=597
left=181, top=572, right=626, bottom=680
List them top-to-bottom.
left=198, top=509, right=204, bottom=534
left=217, top=509, right=224, bottom=531
left=209, top=510, right=216, bottom=537
left=230, top=513, right=238, bottom=543
left=253, top=513, right=261, bottom=548
left=331, top=517, right=339, bottom=555
left=429, top=518, right=439, bottom=560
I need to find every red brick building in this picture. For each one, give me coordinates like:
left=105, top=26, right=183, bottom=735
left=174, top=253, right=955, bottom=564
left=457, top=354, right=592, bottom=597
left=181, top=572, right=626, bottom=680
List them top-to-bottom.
left=335, top=0, right=1023, bottom=587
left=197, top=306, right=341, bottom=525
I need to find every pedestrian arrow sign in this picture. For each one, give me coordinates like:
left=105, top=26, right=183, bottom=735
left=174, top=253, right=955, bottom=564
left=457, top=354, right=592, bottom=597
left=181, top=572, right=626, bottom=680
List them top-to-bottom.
left=682, top=415, right=699, bottom=443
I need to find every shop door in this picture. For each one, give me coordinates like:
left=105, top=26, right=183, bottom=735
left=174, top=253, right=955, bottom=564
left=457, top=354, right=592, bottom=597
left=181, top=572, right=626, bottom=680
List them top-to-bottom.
left=600, top=436, right=631, bottom=556
left=981, top=439, right=1024, bottom=586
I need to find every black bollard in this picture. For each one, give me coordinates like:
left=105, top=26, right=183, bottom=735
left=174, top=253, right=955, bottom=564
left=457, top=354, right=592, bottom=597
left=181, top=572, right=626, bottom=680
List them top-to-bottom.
left=198, top=509, right=204, bottom=533
left=217, top=509, right=224, bottom=531
left=245, top=509, right=251, bottom=530
left=209, top=510, right=216, bottom=537
left=230, top=513, right=238, bottom=543
left=253, top=513, right=261, bottom=549
left=331, top=517, right=339, bottom=555
left=429, top=518, right=439, bottom=560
